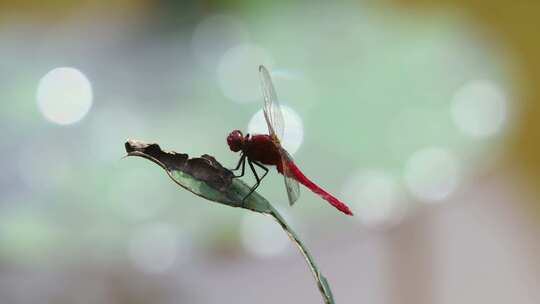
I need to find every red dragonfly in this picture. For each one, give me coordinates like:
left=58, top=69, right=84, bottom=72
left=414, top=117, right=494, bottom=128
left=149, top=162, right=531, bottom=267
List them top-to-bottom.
left=227, top=65, right=353, bottom=216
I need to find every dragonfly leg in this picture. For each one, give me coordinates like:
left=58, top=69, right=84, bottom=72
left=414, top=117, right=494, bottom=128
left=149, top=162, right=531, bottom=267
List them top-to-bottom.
left=231, top=154, right=246, bottom=178
left=242, top=160, right=269, bottom=203
left=252, top=161, right=269, bottom=181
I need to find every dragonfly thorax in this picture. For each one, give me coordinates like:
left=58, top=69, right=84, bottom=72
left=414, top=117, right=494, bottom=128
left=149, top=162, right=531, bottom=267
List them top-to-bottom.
left=227, top=129, right=245, bottom=152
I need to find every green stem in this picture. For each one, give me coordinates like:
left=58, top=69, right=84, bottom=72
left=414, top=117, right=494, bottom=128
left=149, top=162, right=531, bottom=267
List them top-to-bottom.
left=269, top=207, right=335, bottom=304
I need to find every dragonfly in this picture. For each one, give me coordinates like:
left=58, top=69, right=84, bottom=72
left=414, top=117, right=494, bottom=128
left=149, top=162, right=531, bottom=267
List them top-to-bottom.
left=227, top=65, right=353, bottom=216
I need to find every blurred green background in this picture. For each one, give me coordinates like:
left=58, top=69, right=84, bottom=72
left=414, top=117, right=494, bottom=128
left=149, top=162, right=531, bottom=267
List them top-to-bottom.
left=1, top=0, right=538, bottom=303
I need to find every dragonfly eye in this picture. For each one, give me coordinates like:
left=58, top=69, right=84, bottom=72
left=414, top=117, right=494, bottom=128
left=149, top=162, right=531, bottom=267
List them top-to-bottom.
left=227, top=130, right=244, bottom=152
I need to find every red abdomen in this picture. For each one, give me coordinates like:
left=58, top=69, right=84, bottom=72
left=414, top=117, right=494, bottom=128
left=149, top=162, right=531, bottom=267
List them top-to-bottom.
left=285, top=161, right=353, bottom=216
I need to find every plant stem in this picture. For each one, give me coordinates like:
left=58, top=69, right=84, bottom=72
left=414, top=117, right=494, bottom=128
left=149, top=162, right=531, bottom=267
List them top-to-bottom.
left=269, top=207, right=335, bottom=304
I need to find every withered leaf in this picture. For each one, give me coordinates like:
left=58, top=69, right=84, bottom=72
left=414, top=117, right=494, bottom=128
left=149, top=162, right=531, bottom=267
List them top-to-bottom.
left=124, top=139, right=272, bottom=214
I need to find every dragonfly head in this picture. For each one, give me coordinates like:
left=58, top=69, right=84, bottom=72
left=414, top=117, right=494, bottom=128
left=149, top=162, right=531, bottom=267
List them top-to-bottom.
left=227, top=130, right=244, bottom=152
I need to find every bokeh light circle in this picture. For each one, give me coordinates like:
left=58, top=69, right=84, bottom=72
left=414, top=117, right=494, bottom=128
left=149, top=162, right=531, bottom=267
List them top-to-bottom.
left=191, top=14, right=250, bottom=70
left=217, top=44, right=273, bottom=103
left=36, top=67, right=93, bottom=125
left=451, top=79, right=507, bottom=138
left=248, top=105, right=304, bottom=155
left=404, top=147, right=460, bottom=203
left=342, top=170, right=405, bottom=228
left=240, top=213, right=289, bottom=258
left=128, top=223, right=188, bottom=274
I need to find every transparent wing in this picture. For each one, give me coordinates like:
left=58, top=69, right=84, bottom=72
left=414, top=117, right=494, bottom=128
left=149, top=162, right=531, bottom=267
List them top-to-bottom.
left=259, top=65, right=285, bottom=140
left=260, top=66, right=298, bottom=204
left=280, top=148, right=300, bottom=206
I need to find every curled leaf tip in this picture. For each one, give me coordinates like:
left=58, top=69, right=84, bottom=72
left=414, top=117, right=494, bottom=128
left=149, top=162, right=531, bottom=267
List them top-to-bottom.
left=124, top=139, right=272, bottom=213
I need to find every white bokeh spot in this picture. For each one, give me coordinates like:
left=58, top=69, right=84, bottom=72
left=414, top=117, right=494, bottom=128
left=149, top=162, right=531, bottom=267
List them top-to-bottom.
left=191, top=14, right=249, bottom=69
left=217, top=44, right=273, bottom=103
left=37, top=67, right=93, bottom=125
left=451, top=79, right=507, bottom=138
left=248, top=105, right=304, bottom=155
left=404, top=147, right=460, bottom=203
left=342, top=170, right=405, bottom=228
left=241, top=213, right=290, bottom=258
left=128, top=223, right=190, bottom=274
